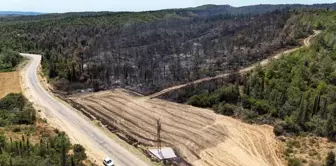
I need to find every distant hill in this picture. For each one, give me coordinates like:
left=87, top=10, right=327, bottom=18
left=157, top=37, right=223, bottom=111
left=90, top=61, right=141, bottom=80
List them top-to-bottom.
left=0, top=3, right=335, bottom=19
left=189, top=3, right=336, bottom=16
left=0, top=11, right=42, bottom=16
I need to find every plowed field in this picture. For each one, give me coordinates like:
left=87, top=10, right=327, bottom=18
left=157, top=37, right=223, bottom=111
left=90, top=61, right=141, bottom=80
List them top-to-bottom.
left=0, top=72, right=21, bottom=98
left=69, top=89, right=284, bottom=166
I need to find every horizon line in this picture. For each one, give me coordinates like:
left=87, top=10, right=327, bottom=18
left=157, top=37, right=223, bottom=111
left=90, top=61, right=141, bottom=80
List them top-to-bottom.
left=1, top=2, right=334, bottom=14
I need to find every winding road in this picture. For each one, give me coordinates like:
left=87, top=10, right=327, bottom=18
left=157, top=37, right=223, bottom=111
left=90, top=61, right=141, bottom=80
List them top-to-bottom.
left=149, top=30, right=321, bottom=99
left=20, top=54, right=149, bottom=166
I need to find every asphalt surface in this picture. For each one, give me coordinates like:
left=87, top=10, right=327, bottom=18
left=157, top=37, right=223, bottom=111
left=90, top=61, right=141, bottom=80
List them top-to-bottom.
left=20, top=53, right=149, bottom=166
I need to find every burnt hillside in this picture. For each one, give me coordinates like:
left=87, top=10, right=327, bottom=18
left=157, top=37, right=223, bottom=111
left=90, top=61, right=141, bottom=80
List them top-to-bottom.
left=0, top=4, right=334, bottom=94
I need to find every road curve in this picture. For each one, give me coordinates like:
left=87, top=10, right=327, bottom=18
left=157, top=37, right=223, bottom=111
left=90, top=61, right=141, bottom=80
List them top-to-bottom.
left=149, top=30, right=321, bottom=99
left=20, top=53, right=149, bottom=166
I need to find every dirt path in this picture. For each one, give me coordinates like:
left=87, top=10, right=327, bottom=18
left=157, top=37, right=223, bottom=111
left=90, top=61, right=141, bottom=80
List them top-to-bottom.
left=149, top=31, right=321, bottom=99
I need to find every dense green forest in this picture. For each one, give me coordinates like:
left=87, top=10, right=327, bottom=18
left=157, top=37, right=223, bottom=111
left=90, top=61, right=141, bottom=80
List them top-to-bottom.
left=0, top=4, right=335, bottom=94
left=187, top=10, right=336, bottom=140
left=0, top=50, right=21, bottom=72
left=0, top=94, right=88, bottom=166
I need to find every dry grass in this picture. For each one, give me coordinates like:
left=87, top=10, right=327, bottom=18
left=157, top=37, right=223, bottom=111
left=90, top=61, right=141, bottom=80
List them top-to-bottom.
left=0, top=71, right=21, bottom=99
left=69, top=89, right=284, bottom=166
left=0, top=119, right=55, bottom=145
left=284, top=136, right=336, bottom=165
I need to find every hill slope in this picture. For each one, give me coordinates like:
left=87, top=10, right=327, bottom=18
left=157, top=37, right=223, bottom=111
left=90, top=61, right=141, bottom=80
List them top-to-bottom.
left=192, top=3, right=336, bottom=15
left=0, top=4, right=335, bottom=95
left=0, top=5, right=320, bottom=94
left=179, top=10, right=336, bottom=165
left=0, top=11, right=41, bottom=16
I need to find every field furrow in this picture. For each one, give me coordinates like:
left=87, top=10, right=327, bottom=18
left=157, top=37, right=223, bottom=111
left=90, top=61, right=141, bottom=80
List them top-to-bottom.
left=68, top=89, right=283, bottom=165
left=107, top=95, right=207, bottom=128
left=101, top=96, right=218, bottom=140
left=95, top=97, right=211, bottom=151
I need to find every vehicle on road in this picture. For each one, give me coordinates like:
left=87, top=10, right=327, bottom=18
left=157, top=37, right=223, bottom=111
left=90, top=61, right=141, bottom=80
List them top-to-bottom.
left=103, top=158, right=114, bottom=166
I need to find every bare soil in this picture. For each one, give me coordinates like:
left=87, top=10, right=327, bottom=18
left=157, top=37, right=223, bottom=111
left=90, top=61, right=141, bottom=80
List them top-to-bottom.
left=0, top=71, right=21, bottom=98
left=69, top=89, right=284, bottom=166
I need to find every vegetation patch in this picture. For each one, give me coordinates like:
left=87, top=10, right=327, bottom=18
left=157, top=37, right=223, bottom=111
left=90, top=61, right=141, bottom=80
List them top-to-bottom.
left=182, top=10, right=336, bottom=165
left=186, top=10, right=336, bottom=137
left=0, top=50, right=22, bottom=72
left=0, top=93, right=92, bottom=166
left=282, top=136, right=336, bottom=166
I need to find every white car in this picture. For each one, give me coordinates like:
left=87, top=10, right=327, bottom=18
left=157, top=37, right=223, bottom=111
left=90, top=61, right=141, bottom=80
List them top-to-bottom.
left=103, top=158, right=114, bottom=166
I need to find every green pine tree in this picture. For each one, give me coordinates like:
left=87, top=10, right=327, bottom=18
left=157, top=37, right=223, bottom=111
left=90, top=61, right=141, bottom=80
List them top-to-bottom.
left=326, top=116, right=335, bottom=141
left=61, top=144, right=66, bottom=166
left=326, top=151, right=336, bottom=166
left=71, top=156, right=76, bottom=166
left=9, top=158, right=12, bottom=166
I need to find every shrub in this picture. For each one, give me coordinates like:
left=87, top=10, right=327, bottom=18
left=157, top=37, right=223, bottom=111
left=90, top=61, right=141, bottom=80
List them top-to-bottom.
left=0, top=50, right=22, bottom=71
left=188, top=84, right=240, bottom=109
left=215, top=85, right=239, bottom=104
left=0, top=93, right=26, bottom=111
left=188, top=93, right=211, bottom=108
left=0, top=94, right=35, bottom=126
left=241, top=95, right=252, bottom=109
left=251, top=99, right=271, bottom=115
left=215, top=102, right=237, bottom=116
left=279, top=117, right=301, bottom=134
left=273, top=123, right=284, bottom=136
left=12, top=127, right=21, bottom=133
left=51, top=132, right=71, bottom=152
left=287, top=140, right=300, bottom=148
left=73, top=144, right=87, bottom=164
left=326, top=151, right=335, bottom=166
left=288, top=158, right=302, bottom=166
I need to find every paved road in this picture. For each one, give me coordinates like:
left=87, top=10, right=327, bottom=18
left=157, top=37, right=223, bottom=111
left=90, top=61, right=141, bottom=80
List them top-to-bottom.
left=149, top=30, right=321, bottom=99
left=20, top=53, right=149, bottom=166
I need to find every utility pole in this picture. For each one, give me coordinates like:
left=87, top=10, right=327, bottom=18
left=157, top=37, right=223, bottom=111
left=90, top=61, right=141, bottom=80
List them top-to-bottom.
left=157, top=119, right=162, bottom=153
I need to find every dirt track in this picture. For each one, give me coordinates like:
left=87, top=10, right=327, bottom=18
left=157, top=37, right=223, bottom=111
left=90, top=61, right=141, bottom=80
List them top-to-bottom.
left=149, top=30, right=321, bottom=99
left=0, top=71, right=21, bottom=98
left=69, top=89, right=284, bottom=166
